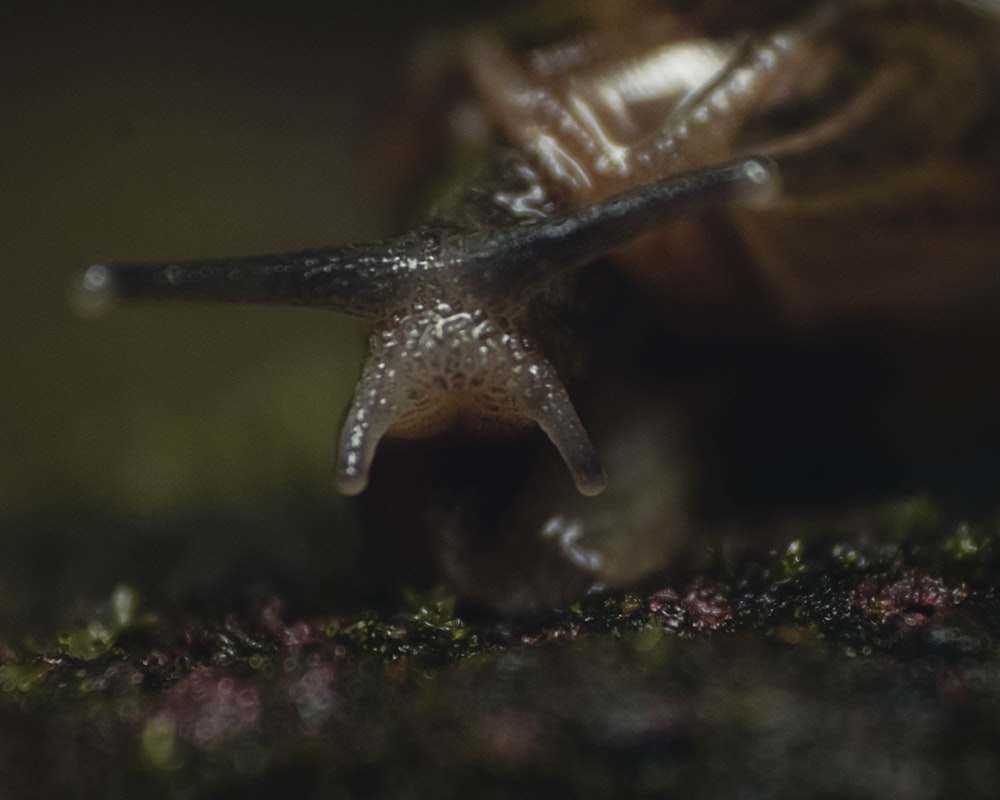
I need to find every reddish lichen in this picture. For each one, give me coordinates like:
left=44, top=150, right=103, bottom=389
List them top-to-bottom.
left=848, top=569, right=967, bottom=627
left=647, top=578, right=733, bottom=632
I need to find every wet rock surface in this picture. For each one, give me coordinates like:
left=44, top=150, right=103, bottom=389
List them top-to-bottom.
left=3, top=500, right=999, bottom=798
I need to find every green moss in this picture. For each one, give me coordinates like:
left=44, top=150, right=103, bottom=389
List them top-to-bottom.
left=3, top=498, right=1000, bottom=798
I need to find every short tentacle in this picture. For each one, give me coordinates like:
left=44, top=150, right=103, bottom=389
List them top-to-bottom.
left=332, top=295, right=610, bottom=496
left=335, top=354, right=403, bottom=496
left=510, top=359, right=607, bottom=496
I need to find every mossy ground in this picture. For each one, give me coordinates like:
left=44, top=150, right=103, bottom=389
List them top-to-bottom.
left=3, top=498, right=999, bottom=799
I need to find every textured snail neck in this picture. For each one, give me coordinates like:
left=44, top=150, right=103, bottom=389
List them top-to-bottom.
left=335, top=274, right=606, bottom=496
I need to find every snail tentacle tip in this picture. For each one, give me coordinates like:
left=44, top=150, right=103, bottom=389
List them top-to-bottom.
left=735, top=156, right=782, bottom=206
left=70, top=263, right=118, bottom=318
left=334, top=425, right=378, bottom=497
left=334, top=427, right=377, bottom=496
left=562, top=440, right=607, bottom=496
left=573, top=463, right=608, bottom=497
left=334, top=467, right=369, bottom=497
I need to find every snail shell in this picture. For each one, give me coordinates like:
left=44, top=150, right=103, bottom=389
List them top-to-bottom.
left=77, top=0, right=1000, bottom=608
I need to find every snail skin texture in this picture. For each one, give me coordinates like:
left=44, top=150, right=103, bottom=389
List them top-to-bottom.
left=77, top=0, right=1000, bottom=608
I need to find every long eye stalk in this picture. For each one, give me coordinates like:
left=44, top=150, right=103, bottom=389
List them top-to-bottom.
left=459, top=157, right=779, bottom=298
left=73, top=234, right=441, bottom=320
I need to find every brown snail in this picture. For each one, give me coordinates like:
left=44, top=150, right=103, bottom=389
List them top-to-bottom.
left=76, top=0, right=1000, bottom=608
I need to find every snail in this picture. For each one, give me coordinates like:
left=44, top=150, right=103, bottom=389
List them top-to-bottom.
left=77, top=0, right=1000, bottom=608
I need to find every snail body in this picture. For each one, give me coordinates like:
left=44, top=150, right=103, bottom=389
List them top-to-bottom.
left=80, top=0, right=1000, bottom=608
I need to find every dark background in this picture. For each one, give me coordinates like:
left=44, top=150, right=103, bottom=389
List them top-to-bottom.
left=0, top=1, right=504, bottom=633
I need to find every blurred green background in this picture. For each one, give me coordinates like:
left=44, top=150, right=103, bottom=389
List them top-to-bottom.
left=0, top=2, right=496, bottom=633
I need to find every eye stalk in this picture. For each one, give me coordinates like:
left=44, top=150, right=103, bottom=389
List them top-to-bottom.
left=76, top=157, right=780, bottom=495
left=457, top=157, right=779, bottom=300
left=72, top=233, right=441, bottom=320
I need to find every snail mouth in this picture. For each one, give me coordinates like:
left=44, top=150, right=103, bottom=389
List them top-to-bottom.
left=384, top=397, right=539, bottom=441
